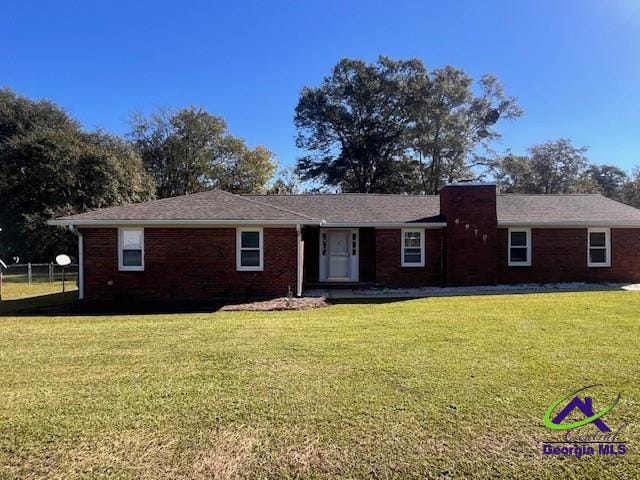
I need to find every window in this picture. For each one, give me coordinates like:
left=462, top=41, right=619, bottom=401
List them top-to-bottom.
left=118, top=228, right=144, bottom=271
left=237, top=228, right=263, bottom=271
left=401, top=228, right=425, bottom=267
left=508, top=228, right=531, bottom=266
left=588, top=228, right=610, bottom=267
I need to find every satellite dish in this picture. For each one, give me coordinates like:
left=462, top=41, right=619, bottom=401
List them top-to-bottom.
left=55, top=254, right=72, bottom=266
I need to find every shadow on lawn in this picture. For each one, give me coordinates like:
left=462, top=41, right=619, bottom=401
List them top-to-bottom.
left=1, top=283, right=630, bottom=317
left=0, top=291, right=80, bottom=315
left=0, top=292, right=229, bottom=317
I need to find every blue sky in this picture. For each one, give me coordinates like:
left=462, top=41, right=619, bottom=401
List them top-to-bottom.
left=2, top=0, right=639, bottom=171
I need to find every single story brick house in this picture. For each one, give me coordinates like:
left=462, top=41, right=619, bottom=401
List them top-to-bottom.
left=49, top=183, right=640, bottom=302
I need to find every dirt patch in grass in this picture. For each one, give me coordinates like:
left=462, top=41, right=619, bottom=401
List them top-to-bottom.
left=220, top=296, right=329, bottom=312
left=192, top=429, right=260, bottom=480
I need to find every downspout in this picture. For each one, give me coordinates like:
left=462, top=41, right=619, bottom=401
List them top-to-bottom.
left=296, top=224, right=303, bottom=297
left=68, top=225, right=84, bottom=300
left=440, top=227, right=445, bottom=286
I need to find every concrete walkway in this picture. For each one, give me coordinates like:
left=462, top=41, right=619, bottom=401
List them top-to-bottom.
left=305, top=282, right=640, bottom=299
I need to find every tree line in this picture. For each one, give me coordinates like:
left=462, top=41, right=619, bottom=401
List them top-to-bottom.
left=1, top=56, right=639, bottom=261
left=294, top=56, right=640, bottom=202
left=0, top=90, right=277, bottom=261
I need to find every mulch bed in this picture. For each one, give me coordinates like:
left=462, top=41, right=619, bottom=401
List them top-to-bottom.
left=220, top=296, right=329, bottom=312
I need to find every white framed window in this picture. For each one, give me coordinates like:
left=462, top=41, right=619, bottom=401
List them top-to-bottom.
left=236, top=227, right=263, bottom=271
left=118, top=228, right=144, bottom=271
left=401, top=228, right=425, bottom=267
left=508, top=228, right=531, bottom=266
left=588, top=228, right=611, bottom=267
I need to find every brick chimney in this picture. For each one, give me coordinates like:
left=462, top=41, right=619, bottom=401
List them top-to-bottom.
left=439, top=183, right=498, bottom=286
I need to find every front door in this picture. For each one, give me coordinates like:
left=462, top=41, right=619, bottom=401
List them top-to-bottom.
left=328, top=230, right=350, bottom=279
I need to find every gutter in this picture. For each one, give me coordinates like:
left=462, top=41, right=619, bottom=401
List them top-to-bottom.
left=50, top=218, right=640, bottom=229
left=48, top=219, right=448, bottom=228
left=48, top=219, right=315, bottom=227
left=318, top=221, right=447, bottom=228
left=498, top=221, right=640, bottom=228
left=67, top=225, right=84, bottom=300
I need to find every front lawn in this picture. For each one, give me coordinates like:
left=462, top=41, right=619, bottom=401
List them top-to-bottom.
left=0, top=280, right=77, bottom=301
left=0, top=282, right=78, bottom=315
left=1, top=292, right=639, bottom=479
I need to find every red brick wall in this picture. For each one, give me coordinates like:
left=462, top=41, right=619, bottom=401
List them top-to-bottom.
left=440, top=185, right=498, bottom=285
left=302, top=226, right=320, bottom=282
left=81, top=227, right=297, bottom=301
left=359, top=228, right=376, bottom=282
left=497, top=228, right=640, bottom=283
left=375, top=229, right=444, bottom=286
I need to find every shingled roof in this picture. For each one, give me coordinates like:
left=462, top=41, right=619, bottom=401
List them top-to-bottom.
left=50, top=189, right=640, bottom=226
left=50, top=189, right=312, bottom=223
left=242, top=194, right=443, bottom=223
left=497, top=194, right=640, bottom=225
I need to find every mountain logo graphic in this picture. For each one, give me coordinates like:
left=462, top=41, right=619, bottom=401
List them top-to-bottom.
left=543, top=385, right=620, bottom=432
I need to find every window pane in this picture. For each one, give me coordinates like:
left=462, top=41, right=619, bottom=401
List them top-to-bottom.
left=122, top=230, right=142, bottom=249
left=241, top=231, right=260, bottom=248
left=510, top=231, right=527, bottom=247
left=404, top=232, right=421, bottom=248
left=590, top=232, right=606, bottom=247
left=510, top=247, right=528, bottom=263
left=404, top=248, right=422, bottom=264
left=590, top=248, right=606, bottom=264
left=122, top=249, right=142, bottom=266
left=241, top=250, right=260, bottom=267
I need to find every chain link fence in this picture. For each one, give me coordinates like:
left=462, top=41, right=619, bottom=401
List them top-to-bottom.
left=1, top=263, right=79, bottom=300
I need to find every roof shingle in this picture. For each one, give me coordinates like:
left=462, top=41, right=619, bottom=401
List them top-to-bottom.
left=51, top=189, right=640, bottom=226
left=53, top=190, right=311, bottom=222
left=242, top=193, right=443, bottom=223
left=497, top=194, right=640, bottom=224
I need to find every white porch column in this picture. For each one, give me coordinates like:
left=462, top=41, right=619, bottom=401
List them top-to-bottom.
left=296, top=224, right=304, bottom=297
left=78, top=229, right=84, bottom=300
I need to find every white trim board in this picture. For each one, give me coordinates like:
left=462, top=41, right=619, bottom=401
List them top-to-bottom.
left=49, top=219, right=448, bottom=228
left=49, top=219, right=304, bottom=227
left=52, top=219, right=640, bottom=228
left=320, top=222, right=446, bottom=228
left=498, top=222, right=640, bottom=228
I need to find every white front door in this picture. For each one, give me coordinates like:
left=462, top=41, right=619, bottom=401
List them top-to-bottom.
left=319, top=229, right=359, bottom=282
left=328, top=230, right=350, bottom=279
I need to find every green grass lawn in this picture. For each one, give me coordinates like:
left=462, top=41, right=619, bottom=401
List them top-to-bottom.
left=1, top=280, right=77, bottom=300
left=0, top=281, right=78, bottom=315
left=1, top=291, right=639, bottom=479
